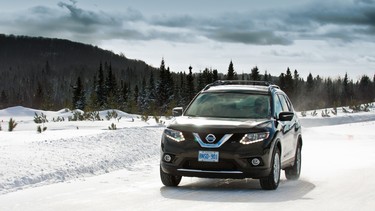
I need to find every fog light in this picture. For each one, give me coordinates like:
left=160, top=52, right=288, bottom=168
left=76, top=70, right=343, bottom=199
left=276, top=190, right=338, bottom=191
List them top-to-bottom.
left=164, top=154, right=172, bottom=162
left=251, top=158, right=261, bottom=166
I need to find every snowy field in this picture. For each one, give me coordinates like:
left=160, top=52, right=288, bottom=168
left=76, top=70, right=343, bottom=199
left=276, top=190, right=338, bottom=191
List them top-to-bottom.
left=0, top=105, right=375, bottom=210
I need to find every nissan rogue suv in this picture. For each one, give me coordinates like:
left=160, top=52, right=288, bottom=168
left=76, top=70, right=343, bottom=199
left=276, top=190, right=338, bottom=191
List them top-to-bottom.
left=160, top=80, right=302, bottom=190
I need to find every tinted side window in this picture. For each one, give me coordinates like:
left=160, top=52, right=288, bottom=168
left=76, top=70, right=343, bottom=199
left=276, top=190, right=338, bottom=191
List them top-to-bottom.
left=277, top=94, right=291, bottom=112
left=274, top=95, right=283, bottom=117
left=283, top=95, right=294, bottom=111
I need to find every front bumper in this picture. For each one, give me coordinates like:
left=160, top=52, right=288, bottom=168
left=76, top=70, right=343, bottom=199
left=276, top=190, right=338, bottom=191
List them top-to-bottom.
left=160, top=136, right=274, bottom=179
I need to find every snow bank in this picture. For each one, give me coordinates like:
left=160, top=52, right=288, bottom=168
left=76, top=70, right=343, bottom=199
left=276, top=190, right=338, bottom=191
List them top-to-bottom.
left=298, top=103, right=375, bottom=127
left=0, top=106, right=44, bottom=117
left=300, top=112, right=375, bottom=127
left=0, top=127, right=164, bottom=194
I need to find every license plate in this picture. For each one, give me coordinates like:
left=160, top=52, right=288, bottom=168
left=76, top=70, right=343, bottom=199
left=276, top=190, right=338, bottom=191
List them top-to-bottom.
left=198, top=151, right=219, bottom=162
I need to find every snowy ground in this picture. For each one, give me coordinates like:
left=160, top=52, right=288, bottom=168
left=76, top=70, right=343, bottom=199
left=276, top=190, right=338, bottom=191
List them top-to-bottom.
left=0, top=105, right=375, bottom=210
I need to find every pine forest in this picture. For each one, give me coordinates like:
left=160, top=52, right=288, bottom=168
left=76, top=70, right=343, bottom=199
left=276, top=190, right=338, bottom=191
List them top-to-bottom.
left=0, top=34, right=374, bottom=115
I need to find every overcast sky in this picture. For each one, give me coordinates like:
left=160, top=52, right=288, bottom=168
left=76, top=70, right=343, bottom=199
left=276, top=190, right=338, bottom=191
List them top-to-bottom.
left=1, top=0, right=374, bottom=79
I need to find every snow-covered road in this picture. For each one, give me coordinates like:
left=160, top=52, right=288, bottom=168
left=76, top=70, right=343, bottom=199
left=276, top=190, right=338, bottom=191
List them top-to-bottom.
left=0, top=107, right=375, bottom=211
left=1, top=119, right=375, bottom=210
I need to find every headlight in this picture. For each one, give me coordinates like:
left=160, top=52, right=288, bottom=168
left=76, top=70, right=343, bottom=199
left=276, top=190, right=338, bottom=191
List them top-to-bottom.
left=164, top=129, right=185, bottom=142
left=240, top=132, right=269, bottom=145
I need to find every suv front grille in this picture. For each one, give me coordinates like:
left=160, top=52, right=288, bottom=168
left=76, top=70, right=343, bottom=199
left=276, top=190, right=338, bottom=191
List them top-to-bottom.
left=184, top=132, right=245, bottom=142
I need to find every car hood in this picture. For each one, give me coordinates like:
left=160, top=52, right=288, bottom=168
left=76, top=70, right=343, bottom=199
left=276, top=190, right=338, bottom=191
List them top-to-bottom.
left=167, top=116, right=272, bottom=133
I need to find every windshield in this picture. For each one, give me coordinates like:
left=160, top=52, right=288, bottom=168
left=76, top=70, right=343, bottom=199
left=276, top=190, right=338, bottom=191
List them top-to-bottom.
left=184, top=92, right=271, bottom=119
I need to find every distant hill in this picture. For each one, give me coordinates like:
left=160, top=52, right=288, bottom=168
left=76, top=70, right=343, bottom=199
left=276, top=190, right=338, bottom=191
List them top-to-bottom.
left=0, top=34, right=157, bottom=109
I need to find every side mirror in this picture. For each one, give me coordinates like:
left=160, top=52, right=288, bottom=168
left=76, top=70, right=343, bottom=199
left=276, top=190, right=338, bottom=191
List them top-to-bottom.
left=172, top=107, right=183, bottom=117
left=278, top=111, right=294, bottom=121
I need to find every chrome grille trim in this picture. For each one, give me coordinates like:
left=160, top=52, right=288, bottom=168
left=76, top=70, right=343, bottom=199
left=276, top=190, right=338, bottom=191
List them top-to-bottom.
left=193, top=133, right=233, bottom=148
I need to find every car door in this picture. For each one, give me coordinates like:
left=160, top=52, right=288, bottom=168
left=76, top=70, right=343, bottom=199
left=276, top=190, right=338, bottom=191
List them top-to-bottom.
left=276, top=93, right=296, bottom=162
left=282, top=94, right=300, bottom=152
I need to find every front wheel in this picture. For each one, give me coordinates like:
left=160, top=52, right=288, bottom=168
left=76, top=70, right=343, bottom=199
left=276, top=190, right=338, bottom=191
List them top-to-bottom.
left=285, top=142, right=302, bottom=180
left=260, top=148, right=281, bottom=190
left=160, top=166, right=182, bottom=186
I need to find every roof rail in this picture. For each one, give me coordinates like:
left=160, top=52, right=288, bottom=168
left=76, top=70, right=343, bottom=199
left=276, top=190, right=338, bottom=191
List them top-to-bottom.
left=203, top=80, right=280, bottom=91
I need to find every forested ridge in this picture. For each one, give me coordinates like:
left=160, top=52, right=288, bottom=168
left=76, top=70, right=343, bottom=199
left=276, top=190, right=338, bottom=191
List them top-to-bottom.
left=0, top=34, right=374, bottom=115
left=0, top=34, right=156, bottom=110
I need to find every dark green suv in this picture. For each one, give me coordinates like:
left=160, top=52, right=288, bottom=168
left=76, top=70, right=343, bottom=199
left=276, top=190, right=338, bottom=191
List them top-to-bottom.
left=160, top=81, right=302, bottom=190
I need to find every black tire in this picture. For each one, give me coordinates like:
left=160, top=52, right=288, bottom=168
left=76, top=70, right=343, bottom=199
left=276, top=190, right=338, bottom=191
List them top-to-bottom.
left=285, top=142, right=302, bottom=180
left=260, top=147, right=281, bottom=190
left=160, top=166, right=182, bottom=186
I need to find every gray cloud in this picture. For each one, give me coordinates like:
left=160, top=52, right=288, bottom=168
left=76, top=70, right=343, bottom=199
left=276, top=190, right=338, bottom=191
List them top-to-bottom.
left=1, top=0, right=375, bottom=46
left=147, top=0, right=375, bottom=44
left=281, top=0, right=375, bottom=42
left=355, top=0, right=375, bottom=5
left=0, top=1, right=147, bottom=44
left=57, top=1, right=121, bottom=26
left=311, top=4, right=375, bottom=27
left=149, top=12, right=291, bottom=45
left=151, top=14, right=194, bottom=28
left=209, top=30, right=292, bottom=45
left=267, top=49, right=316, bottom=59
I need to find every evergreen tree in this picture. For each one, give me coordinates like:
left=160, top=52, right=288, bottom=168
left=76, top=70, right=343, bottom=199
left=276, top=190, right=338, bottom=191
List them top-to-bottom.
left=155, top=59, right=175, bottom=114
left=156, top=59, right=167, bottom=112
left=226, top=61, right=236, bottom=80
left=96, top=62, right=106, bottom=109
left=105, top=63, right=119, bottom=108
left=105, top=63, right=117, bottom=95
left=186, top=66, right=196, bottom=102
left=250, top=66, right=261, bottom=81
left=165, top=67, right=175, bottom=111
left=197, top=68, right=214, bottom=90
left=204, top=68, right=214, bottom=84
left=284, top=68, right=294, bottom=97
left=212, top=69, right=219, bottom=81
left=293, top=69, right=300, bottom=93
left=292, top=70, right=301, bottom=107
left=293, top=70, right=299, bottom=81
left=146, top=71, right=157, bottom=113
left=147, top=71, right=156, bottom=102
left=175, top=71, right=187, bottom=107
left=197, top=71, right=205, bottom=91
left=263, top=71, right=269, bottom=81
left=267, top=73, right=273, bottom=82
left=278, top=73, right=286, bottom=90
left=302, top=73, right=315, bottom=110
left=306, top=73, right=314, bottom=93
left=342, top=73, right=350, bottom=105
left=86, top=75, right=98, bottom=111
left=313, top=75, right=325, bottom=108
left=358, top=75, right=372, bottom=103
left=72, top=76, right=85, bottom=110
left=139, top=77, right=148, bottom=112
left=325, top=77, right=339, bottom=108
left=348, top=79, right=355, bottom=105
left=119, top=81, right=130, bottom=111
left=33, top=82, right=44, bottom=109
left=41, top=82, right=54, bottom=110
left=133, top=84, right=140, bottom=112
left=0, top=90, right=8, bottom=108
